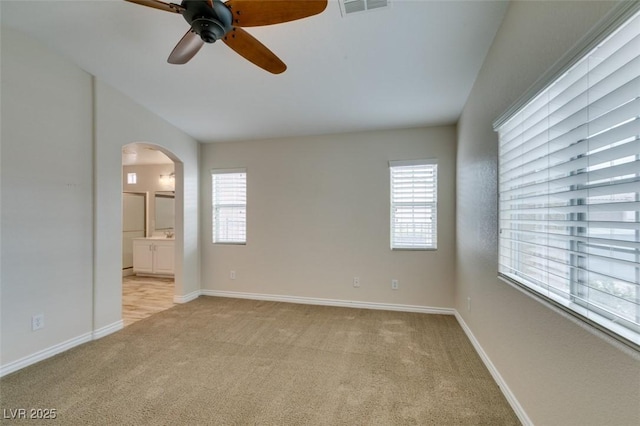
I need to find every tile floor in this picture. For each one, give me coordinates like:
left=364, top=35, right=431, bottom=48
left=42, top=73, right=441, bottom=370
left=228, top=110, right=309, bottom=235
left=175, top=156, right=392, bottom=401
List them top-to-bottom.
left=122, top=275, right=175, bottom=327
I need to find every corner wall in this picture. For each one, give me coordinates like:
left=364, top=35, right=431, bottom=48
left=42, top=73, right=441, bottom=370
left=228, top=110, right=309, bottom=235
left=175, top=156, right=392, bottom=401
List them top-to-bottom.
left=456, top=1, right=640, bottom=425
left=0, top=25, right=201, bottom=371
left=1, top=25, right=94, bottom=366
left=92, top=77, right=202, bottom=331
left=201, top=127, right=456, bottom=309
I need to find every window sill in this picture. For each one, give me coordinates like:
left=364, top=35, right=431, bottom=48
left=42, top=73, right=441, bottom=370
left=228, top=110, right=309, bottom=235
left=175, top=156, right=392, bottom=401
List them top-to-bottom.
left=498, top=274, right=640, bottom=354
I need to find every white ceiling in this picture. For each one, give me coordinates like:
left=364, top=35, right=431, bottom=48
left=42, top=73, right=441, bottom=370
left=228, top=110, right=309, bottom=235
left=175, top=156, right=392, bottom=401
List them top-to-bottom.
left=1, top=0, right=508, bottom=143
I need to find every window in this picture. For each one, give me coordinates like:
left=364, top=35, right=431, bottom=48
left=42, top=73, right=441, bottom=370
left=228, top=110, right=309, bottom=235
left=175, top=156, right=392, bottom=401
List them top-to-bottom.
left=495, top=5, right=640, bottom=348
left=390, top=160, right=437, bottom=250
left=212, top=169, right=246, bottom=244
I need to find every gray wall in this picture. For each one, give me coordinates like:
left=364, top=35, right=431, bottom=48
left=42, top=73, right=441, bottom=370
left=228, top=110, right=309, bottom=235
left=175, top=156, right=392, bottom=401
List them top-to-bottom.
left=456, top=1, right=640, bottom=425
left=4, top=3, right=640, bottom=424
left=1, top=23, right=94, bottom=365
left=0, top=26, right=200, bottom=369
left=201, top=127, right=456, bottom=309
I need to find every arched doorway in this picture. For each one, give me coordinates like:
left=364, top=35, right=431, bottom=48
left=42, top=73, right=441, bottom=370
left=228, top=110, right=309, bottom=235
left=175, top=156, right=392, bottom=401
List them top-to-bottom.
left=121, top=142, right=182, bottom=326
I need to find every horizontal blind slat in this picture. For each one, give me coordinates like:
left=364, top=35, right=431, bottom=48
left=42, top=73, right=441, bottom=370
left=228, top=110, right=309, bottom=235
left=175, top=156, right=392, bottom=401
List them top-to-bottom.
left=496, top=7, right=640, bottom=347
left=390, top=163, right=437, bottom=249
left=212, top=171, right=247, bottom=244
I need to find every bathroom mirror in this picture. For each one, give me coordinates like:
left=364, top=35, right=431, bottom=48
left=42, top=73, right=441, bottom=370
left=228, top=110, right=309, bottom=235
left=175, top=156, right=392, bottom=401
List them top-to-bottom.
left=155, top=192, right=175, bottom=231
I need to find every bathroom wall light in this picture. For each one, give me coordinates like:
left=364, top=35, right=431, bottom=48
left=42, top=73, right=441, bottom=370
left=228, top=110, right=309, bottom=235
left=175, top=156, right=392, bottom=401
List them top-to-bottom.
left=159, top=172, right=175, bottom=188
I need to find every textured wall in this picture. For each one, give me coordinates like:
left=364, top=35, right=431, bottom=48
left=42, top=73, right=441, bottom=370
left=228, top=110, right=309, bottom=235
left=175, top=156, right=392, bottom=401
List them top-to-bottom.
left=456, top=1, right=640, bottom=425
left=0, top=26, right=201, bottom=368
left=1, top=26, right=94, bottom=364
left=94, top=80, right=201, bottom=328
left=201, top=127, right=456, bottom=309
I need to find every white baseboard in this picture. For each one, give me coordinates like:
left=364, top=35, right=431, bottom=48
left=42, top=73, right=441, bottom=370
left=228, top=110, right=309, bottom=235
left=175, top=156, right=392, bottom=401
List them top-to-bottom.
left=201, top=289, right=455, bottom=315
left=174, top=290, right=200, bottom=304
left=0, top=291, right=528, bottom=426
left=0, top=293, right=448, bottom=378
left=454, top=312, right=532, bottom=426
left=0, top=320, right=124, bottom=378
left=92, top=320, right=123, bottom=340
left=0, top=332, right=93, bottom=378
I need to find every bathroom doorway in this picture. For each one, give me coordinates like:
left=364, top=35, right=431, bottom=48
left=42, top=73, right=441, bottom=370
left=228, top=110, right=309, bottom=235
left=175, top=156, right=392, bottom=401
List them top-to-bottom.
left=121, top=143, right=178, bottom=326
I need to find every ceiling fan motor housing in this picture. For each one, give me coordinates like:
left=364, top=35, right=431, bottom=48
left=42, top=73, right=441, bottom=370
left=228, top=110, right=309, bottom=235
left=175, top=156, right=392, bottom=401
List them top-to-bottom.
left=182, top=0, right=232, bottom=43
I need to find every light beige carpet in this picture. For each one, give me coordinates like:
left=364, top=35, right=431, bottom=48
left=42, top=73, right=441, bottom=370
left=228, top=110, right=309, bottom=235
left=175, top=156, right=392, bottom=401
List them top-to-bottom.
left=0, top=297, right=520, bottom=425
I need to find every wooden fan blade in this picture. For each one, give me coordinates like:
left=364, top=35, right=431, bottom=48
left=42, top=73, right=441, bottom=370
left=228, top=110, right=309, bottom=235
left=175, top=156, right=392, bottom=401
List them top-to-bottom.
left=124, top=0, right=185, bottom=14
left=225, top=0, right=327, bottom=27
left=223, top=27, right=286, bottom=74
left=168, top=30, right=205, bottom=64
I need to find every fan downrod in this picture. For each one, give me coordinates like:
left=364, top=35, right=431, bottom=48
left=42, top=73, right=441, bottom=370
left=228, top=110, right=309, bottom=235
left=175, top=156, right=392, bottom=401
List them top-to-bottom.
left=182, top=0, right=232, bottom=43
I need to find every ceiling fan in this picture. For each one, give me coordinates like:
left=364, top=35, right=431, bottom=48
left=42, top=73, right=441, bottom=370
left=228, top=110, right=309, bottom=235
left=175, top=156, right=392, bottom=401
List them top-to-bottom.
left=124, top=0, right=327, bottom=74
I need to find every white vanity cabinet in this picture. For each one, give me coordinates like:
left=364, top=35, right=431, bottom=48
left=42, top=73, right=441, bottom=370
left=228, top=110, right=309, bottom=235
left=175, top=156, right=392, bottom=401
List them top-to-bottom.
left=133, top=238, right=174, bottom=276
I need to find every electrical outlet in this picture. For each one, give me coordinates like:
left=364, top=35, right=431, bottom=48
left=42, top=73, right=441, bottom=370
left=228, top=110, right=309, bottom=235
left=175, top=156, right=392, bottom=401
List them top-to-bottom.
left=230, top=270, right=236, bottom=280
left=353, top=277, right=360, bottom=288
left=391, top=279, right=399, bottom=290
left=32, top=314, right=44, bottom=331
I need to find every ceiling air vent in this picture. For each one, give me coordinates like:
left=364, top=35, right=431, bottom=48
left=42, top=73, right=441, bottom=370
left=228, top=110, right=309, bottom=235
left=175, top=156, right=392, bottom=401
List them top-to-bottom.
left=340, top=0, right=389, bottom=16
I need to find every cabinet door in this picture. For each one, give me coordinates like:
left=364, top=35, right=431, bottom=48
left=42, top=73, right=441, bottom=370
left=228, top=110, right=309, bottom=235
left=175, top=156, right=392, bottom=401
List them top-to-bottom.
left=133, top=241, right=154, bottom=273
left=153, top=241, right=174, bottom=275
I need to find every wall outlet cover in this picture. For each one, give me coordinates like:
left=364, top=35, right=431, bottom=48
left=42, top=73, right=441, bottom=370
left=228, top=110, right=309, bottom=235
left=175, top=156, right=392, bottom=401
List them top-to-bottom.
left=32, top=314, right=44, bottom=331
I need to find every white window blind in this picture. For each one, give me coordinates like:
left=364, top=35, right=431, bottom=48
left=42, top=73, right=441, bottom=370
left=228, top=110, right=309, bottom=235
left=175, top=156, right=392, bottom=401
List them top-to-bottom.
left=496, top=8, right=640, bottom=348
left=390, top=160, right=437, bottom=250
left=212, top=169, right=246, bottom=244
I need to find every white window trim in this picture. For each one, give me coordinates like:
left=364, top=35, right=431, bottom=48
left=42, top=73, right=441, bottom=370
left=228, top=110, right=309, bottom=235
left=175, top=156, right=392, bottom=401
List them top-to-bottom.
left=494, top=1, right=640, bottom=352
left=389, top=159, right=438, bottom=251
left=211, top=168, right=247, bottom=245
